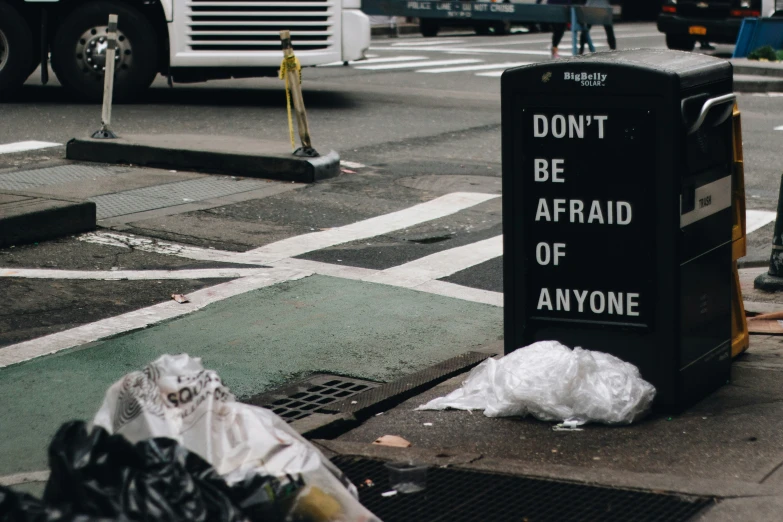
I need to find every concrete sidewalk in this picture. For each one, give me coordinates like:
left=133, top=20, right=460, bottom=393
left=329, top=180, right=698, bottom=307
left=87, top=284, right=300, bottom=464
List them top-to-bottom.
left=731, top=58, right=783, bottom=93
left=291, top=273, right=783, bottom=521
left=322, top=333, right=783, bottom=520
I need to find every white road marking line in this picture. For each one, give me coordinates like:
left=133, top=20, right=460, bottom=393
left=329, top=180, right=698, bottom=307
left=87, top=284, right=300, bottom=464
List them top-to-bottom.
left=377, top=32, right=661, bottom=49
left=391, top=39, right=465, bottom=46
left=370, top=46, right=573, bottom=56
left=321, top=55, right=427, bottom=67
left=355, top=58, right=482, bottom=70
left=417, top=62, right=531, bottom=73
left=476, top=71, right=505, bottom=78
left=774, top=125, right=783, bottom=130
left=0, top=141, right=61, bottom=154
left=340, top=160, right=366, bottom=169
left=80, top=192, right=498, bottom=265
left=234, top=192, right=499, bottom=264
left=747, top=210, right=777, bottom=234
left=78, top=232, right=239, bottom=263
left=365, top=235, right=502, bottom=288
left=269, top=238, right=504, bottom=305
left=270, top=251, right=503, bottom=306
left=270, top=257, right=378, bottom=281
left=0, top=268, right=311, bottom=368
left=0, top=268, right=267, bottom=280
left=415, top=280, right=503, bottom=307
left=0, top=471, right=50, bottom=486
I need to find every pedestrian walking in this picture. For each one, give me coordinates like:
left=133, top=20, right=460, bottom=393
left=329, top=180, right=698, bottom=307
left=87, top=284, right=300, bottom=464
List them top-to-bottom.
left=548, top=0, right=570, bottom=59
left=579, top=0, right=616, bottom=54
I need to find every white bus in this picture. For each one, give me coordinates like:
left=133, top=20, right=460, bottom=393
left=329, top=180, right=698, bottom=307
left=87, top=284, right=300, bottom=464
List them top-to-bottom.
left=0, top=0, right=370, bottom=101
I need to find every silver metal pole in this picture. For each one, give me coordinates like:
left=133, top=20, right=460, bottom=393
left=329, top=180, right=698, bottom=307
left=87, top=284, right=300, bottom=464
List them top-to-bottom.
left=93, top=14, right=118, bottom=139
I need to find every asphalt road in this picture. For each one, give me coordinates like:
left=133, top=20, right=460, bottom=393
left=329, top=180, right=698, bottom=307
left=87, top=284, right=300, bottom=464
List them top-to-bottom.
left=1, top=22, right=782, bottom=485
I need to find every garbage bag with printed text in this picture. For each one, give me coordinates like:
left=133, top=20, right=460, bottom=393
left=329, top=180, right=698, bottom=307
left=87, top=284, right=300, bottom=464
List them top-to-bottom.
left=417, top=341, right=656, bottom=426
left=91, top=354, right=381, bottom=522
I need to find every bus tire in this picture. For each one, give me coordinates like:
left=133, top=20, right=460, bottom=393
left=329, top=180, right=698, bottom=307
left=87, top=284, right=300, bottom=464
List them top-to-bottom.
left=51, top=0, right=158, bottom=102
left=0, top=2, right=34, bottom=99
left=420, top=19, right=439, bottom=37
left=492, top=21, right=512, bottom=35
left=474, top=24, right=491, bottom=36
left=665, top=34, right=694, bottom=52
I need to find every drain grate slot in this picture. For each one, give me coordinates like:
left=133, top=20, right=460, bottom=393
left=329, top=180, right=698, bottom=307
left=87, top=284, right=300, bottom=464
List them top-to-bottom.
left=243, top=374, right=380, bottom=422
left=330, top=456, right=714, bottom=522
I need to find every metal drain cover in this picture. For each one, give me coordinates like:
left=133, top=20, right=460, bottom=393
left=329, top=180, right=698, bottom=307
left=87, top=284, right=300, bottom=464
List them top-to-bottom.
left=244, top=374, right=380, bottom=422
left=330, top=456, right=713, bottom=522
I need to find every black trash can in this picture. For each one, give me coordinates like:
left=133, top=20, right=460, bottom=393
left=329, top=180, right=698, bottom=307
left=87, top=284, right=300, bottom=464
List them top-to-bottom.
left=501, top=50, right=736, bottom=410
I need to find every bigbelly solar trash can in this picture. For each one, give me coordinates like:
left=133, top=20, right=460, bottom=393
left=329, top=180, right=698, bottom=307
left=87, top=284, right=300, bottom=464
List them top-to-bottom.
left=501, top=50, right=735, bottom=410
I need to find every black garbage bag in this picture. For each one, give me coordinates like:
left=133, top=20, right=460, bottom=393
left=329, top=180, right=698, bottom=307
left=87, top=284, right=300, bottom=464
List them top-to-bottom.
left=39, top=421, right=299, bottom=522
left=0, top=484, right=118, bottom=522
left=1, top=486, right=50, bottom=522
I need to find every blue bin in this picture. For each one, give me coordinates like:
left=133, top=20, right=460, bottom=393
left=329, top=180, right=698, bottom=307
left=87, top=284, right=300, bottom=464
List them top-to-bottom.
left=733, top=17, right=783, bottom=58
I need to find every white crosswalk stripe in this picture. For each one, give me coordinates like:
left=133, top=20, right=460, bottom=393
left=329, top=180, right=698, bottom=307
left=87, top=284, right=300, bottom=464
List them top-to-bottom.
left=390, top=39, right=466, bottom=46
left=369, top=46, right=566, bottom=56
left=321, top=55, right=426, bottom=67
left=354, top=58, right=482, bottom=70
left=416, top=61, right=531, bottom=73
left=476, top=71, right=505, bottom=77
left=0, top=141, right=61, bottom=154
left=747, top=210, right=777, bottom=234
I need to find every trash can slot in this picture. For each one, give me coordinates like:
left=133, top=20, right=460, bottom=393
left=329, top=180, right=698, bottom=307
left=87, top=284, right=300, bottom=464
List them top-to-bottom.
left=682, top=93, right=736, bottom=135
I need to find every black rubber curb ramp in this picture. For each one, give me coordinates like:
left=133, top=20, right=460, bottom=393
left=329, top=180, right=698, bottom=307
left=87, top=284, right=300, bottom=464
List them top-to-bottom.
left=66, top=134, right=340, bottom=183
left=0, top=191, right=96, bottom=248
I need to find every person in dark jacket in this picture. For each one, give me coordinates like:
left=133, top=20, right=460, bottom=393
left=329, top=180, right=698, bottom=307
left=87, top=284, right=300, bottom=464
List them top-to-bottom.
left=548, top=0, right=570, bottom=58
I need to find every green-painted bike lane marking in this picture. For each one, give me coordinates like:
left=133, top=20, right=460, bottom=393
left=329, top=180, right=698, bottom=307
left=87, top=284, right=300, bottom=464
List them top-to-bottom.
left=0, top=275, right=502, bottom=476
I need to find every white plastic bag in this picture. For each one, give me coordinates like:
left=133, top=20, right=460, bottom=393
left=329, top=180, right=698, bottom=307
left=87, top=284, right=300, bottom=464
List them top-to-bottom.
left=417, top=341, right=655, bottom=426
left=92, top=354, right=381, bottom=522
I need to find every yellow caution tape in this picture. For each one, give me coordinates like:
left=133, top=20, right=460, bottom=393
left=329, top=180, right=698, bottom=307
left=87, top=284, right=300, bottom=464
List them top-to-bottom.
left=279, top=54, right=302, bottom=152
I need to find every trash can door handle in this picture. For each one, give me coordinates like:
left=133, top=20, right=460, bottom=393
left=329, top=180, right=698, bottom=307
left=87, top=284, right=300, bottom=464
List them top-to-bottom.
left=684, top=93, right=736, bottom=135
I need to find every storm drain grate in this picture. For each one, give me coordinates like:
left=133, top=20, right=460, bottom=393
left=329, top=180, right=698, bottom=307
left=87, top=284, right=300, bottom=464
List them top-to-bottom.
left=244, top=375, right=380, bottom=422
left=330, top=456, right=714, bottom=522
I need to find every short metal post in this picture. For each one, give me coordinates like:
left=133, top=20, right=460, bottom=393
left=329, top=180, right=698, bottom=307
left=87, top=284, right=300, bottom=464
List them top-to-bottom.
left=92, top=14, right=118, bottom=139
left=754, top=174, right=783, bottom=291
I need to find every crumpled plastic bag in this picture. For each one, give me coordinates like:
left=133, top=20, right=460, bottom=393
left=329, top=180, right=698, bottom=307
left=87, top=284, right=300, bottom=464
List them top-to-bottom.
left=417, top=341, right=656, bottom=426
left=92, top=354, right=380, bottom=522
left=1, top=420, right=293, bottom=522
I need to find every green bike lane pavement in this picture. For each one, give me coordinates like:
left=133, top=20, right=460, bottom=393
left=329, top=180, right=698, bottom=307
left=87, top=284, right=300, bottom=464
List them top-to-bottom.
left=0, top=274, right=502, bottom=477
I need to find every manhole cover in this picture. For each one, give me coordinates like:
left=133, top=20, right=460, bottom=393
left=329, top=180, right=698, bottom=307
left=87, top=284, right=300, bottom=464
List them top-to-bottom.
left=244, top=375, right=380, bottom=422
left=330, top=456, right=713, bottom=522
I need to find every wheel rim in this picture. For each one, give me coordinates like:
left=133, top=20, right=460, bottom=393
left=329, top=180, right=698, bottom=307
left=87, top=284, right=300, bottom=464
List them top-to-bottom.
left=75, top=25, right=133, bottom=78
left=0, top=29, right=9, bottom=74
